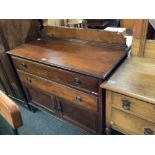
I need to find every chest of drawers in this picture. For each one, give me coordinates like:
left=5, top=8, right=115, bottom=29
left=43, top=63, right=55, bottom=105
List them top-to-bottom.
left=8, top=38, right=127, bottom=134
left=101, top=57, right=155, bottom=135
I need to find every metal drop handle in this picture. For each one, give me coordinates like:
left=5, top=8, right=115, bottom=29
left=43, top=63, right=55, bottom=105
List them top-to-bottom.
left=21, top=63, right=27, bottom=69
left=27, top=77, right=32, bottom=83
left=74, top=78, right=81, bottom=85
left=76, top=96, right=82, bottom=102
left=122, top=99, right=131, bottom=110
left=144, top=128, right=153, bottom=135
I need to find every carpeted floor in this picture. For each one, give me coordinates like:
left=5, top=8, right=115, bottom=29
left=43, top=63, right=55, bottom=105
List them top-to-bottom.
left=0, top=105, right=84, bottom=135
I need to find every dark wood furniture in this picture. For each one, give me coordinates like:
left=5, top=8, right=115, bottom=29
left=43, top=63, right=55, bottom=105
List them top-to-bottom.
left=84, top=19, right=119, bottom=29
left=0, top=20, right=39, bottom=107
left=8, top=27, right=128, bottom=134
left=0, top=90, right=23, bottom=135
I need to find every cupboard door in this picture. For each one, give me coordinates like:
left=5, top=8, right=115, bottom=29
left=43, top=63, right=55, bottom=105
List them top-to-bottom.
left=23, top=85, right=57, bottom=114
left=57, top=97, right=98, bottom=134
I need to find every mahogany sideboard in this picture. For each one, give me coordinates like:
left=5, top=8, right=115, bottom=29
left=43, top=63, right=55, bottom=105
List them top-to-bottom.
left=7, top=27, right=128, bottom=134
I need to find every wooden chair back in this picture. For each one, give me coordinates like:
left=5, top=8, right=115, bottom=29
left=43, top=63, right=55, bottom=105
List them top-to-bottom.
left=132, top=19, right=155, bottom=59
left=0, top=91, right=23, bottom=130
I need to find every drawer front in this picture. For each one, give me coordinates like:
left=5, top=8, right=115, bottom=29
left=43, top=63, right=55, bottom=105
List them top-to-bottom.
left=12, top=57, right=99, bottom=93
left=18, top=71, right=98, bottom=112
left=111, top=92, right=155, bottom=123
left=111, top=108, right=155, bottom=135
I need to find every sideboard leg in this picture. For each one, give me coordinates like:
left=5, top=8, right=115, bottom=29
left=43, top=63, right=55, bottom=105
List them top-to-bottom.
left=29, top=105, right=38, bottom=113
left=13, top=128, right=18, bottom=135
left=105, top=128, right=111, bottom=135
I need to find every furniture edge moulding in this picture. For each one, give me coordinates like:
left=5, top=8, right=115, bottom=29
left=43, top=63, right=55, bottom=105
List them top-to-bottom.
left=43, top=26, right=126, bottom=47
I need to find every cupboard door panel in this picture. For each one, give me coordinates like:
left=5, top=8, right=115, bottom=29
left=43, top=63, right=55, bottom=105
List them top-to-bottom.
left=24, top=85, right=56, bottom=114
left=58, top=98, right=98, bottom=134
left=111, top=108, right=155, bottom=135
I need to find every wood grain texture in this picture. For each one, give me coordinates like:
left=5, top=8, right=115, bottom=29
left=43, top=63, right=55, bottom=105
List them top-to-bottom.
left=0, top=19, right=39, bottom=105
left=0, top=19, right=38, bottom=49
left=120, top=19, right=135, bottom=30
left=133, top=19, right=144, bottom=39
left=138, top=20, right=149, bottom=57
left=43, top=26, right=126, bottom=46
left=8, top=38, right=127, bottom=79
left=131, top=38, right=140, bottom=56
left=132, top=39, right=155, bottom=59
left=12, top=56, right=99, bottom=94
left=101, top=56, right=155, bottom=105
left=18, top=70, right=98, bottom=112
left=26, top=87, right=57, bottom=114
left=0, top=90, right=23, bottom=129
left=106, top=90, right=112, bottom=129
left=111, top=92, right=155, bottom=123
left=57, top=98, right=98, bottom=134
left=111, top=108, right=155, bottom=135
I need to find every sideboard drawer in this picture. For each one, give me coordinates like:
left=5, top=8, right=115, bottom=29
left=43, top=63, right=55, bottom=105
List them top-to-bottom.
left=12, top=57, right=99, bottom=93
left=17, top=71, right=98, bottom=112
left=111, top=92, right=155, bottom=123
left=111, top=108, right=155, bottom=135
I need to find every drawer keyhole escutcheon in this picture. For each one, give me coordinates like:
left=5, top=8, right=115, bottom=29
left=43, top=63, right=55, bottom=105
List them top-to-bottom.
left=21, top=63, right=27, bottom=69
left=27, top=77, right=32, bottom=83
left=74, top=78, right=81, bottom=85
left=76, top=96, right=82, bottom=102
left=122, top=99, right=131, bottom=110
left=144, top=128, right=154, bottom=135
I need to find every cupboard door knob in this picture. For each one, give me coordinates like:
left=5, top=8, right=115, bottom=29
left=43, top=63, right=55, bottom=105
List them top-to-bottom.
left=21, top=63, right=27, bottom=69
left=27, top=77, right=32, bottom=83
left=74, top=78, right=81, bottom=85
left=76, top=96, right=82, bottom=102
left=122, top=99, right=131, bottom=110
left=144, top=128, right=154, bottom=135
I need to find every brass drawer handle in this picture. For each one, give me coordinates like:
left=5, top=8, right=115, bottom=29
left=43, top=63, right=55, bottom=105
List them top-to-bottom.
left=21, top=63, right=27, bottom=69
left=27, top=77, right=32, bottom=83
left=74, top=77, right=81, bottom=85
left=76, top=96, right=82, bottom=102
left=122, top=99, right=131, bottom=110
left=144, top=128, right=154, bottom=135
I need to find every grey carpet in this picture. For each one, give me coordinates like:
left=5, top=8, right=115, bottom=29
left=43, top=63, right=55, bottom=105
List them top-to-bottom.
left=0, top=105, right=84, bottom=135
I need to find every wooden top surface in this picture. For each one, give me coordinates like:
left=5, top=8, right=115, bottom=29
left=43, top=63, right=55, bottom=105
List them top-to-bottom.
left=8, top=38, right=127, bottom=79
left=101, top=56, right=155, bottom=104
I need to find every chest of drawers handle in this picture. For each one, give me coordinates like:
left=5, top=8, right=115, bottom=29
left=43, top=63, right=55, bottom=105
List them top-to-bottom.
left=21, top=63, right=27, bottom=69
left=27, top=77, right=32, bottom=83
left=74, top=78, right=81, bottom=85
left=76, top=96, right=82, bottom=102
left=122, top=99, right=131, bottom=110
left=144, top=128, right=154, bottom=135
